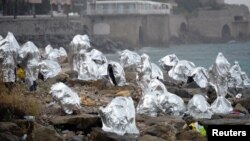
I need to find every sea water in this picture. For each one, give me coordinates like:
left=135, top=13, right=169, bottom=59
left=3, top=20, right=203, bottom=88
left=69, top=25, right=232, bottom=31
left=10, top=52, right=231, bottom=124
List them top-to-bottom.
left=105, top=42, right=250, bottom=76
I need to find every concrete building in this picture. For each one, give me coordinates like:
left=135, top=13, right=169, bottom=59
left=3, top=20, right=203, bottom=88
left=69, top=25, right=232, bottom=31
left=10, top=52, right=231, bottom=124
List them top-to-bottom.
left=86, top=0, right=176, bottom=15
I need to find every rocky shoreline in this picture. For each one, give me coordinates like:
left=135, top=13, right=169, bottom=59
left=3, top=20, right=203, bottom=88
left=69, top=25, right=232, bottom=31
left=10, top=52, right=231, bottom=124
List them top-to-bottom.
left=1, top=63, right=250, bottom=141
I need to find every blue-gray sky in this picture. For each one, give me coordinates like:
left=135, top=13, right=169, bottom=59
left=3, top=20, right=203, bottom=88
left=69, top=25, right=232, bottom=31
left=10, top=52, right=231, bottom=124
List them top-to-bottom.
left=225, top=0, right=250, bottom=10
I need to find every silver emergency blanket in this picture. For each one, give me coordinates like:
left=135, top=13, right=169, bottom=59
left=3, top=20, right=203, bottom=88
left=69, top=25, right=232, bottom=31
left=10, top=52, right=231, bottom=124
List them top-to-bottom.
left=0, top=32, right=20, bottom=82
left=70, top=34, right=91, bottom=72
left=0, top=35, right=3, bottom=41
left=18, top=41, right=40, bottom=87
left=0, top=43, right=16, bottom=82
left=45, top=45, right=68, bottom=63
left=77, top=49, right=108, bottom=80
left=87, top=49, right=108, bottom=77
left=120, top=49, right=141, bottom=71
left=78, top=50, right=98, bottom=80
left=209, top=52, right=233, bottom=114
left=136, top=53, right=152, bottom=83
left=159, top=54, right=179, bottom=70
left=38, top=60, right=62, bottom=80
left=168, top=60, right=196, bottom=83
left=109, top=61, right=126, bottom=86
left=228, top=61, right=250, bottom=88
left=151, top=63, right=164, bottom=80
left=191, top=67, right=209, bottom=88
left=241, top=72, right=250, bottom=87
left=137, top=78, right=186, bottom=117
left=50, top=82, right=81, bottom=115
left=157, top=92, right=186, bottom=117
left=187, top=94, right=213, bottom=119
left=99, top=96, right=139, bottom=136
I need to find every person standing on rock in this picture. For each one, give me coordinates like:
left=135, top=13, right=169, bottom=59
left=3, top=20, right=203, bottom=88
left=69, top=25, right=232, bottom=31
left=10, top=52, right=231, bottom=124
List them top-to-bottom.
left=0, top=33, right=20, bottom=89
left=18, top=41, right=40, bottom=91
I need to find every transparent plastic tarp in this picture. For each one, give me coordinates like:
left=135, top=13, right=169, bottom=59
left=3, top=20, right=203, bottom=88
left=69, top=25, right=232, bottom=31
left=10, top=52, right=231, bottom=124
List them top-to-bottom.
left=70, top=34, right=91, bottom=72
left=18, top=41, right=40, bottom=86
left=120, top=49, right=141, bottom=70
left=209, top=52, right=233, bottom=114
left=159, top=54, right=179, bottom=70
left=38, top=60, right=62, bottom=80
left=168, top=60, right=196, bottom=83
left=109, top=61, right=126, bottom=86
left=151, top=63, right=164, bottom=80
left=191, top=67, right=209, bottom=88
left=137, top=78, right=186, bottom=117
left=50, top=82, right=81, bottom=115
left=187, top=94, right=213, bottom=119
left=99, top=96, right=139, bottom=136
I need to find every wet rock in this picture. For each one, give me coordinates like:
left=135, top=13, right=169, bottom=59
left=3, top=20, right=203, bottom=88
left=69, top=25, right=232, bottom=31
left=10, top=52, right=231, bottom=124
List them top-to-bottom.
left=166, top=87, right=193, bottom=98
left=234, top=98, right=250, bottom=112
left=234, top=103, right=249, bottom=115
left=50, top=114, right=101, bottom=131
left=137, top=115, right=186, bottom=131
left=199, top=118, right=250, bottom=125
left=0, top=122, right=20, bottom=133
left=31, top=123, right=63, bottom=141
left=145, top=124, right=177, bottom=141
left=90, top=128, right=138, bottom=141
left=176, top=129, right=207, bottom=141
left=0, top=132, right=21, bottom=141
left=68, top=135, right=88, bottom=141
left=138, top=135, right=166, bottom=141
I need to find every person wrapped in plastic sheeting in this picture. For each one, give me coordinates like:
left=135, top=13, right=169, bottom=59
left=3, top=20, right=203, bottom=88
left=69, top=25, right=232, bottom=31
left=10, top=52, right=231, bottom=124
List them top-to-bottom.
left=0, top=32, right=20, bottom=88
left=69, top=34, right=91, bottom=72
left=18, top=41, right=40, bottom=91
left=0, top=43, right=16, bottom=84
left=44, top=45, right=68, bottom=63
left=87, top=49, right=108, bottom=78
left=119, top=49, right=141, bottom=71
left=78, top=50, right=99, bottom=81
left=209, top=52, right=233, bottom=114
left=136, top=54, right=152, bottom=83
left=158, top=54, right=179, bottom=71
left=38, top=60, right=62, bottom=80
left=168, top=60, right=196, bottom=84
left=108, top=61, right=126, bottom=86
left=228, top=61, right=250, bottom=88
left=151, top=63, right=164, bottom=80
left=190, top=67, right=209, bottom=88
left=241, top=72, right=250, bottom=87
left=137, top=78, right=186, bottom=117
left=50, top=82, right=81, bottom=115
left=157, top=92, right=186, bottom=117
left=187, top=94, right=213, bottom=119
left=99, top=96, right=139, bottom=136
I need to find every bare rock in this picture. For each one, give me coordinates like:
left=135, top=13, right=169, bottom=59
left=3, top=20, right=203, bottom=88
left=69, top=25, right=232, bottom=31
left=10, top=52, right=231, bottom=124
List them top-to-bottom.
left=50, top=114, right=101, bottom=131
left=31, top=123, right=63, bottom=141
left=145, top=124, right=177, bottom=141
left=90, top=128, right=138, bottom=141
left=176, top=129, right=207, bottom=141
left=0, top=132, right=21, bottom=141
left=138, top=135, right=166, bottom=141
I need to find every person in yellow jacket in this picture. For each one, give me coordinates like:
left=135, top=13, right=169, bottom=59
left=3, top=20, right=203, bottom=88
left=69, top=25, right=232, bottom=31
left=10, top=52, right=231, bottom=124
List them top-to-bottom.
left=16, top=64, right=26, bottom=82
